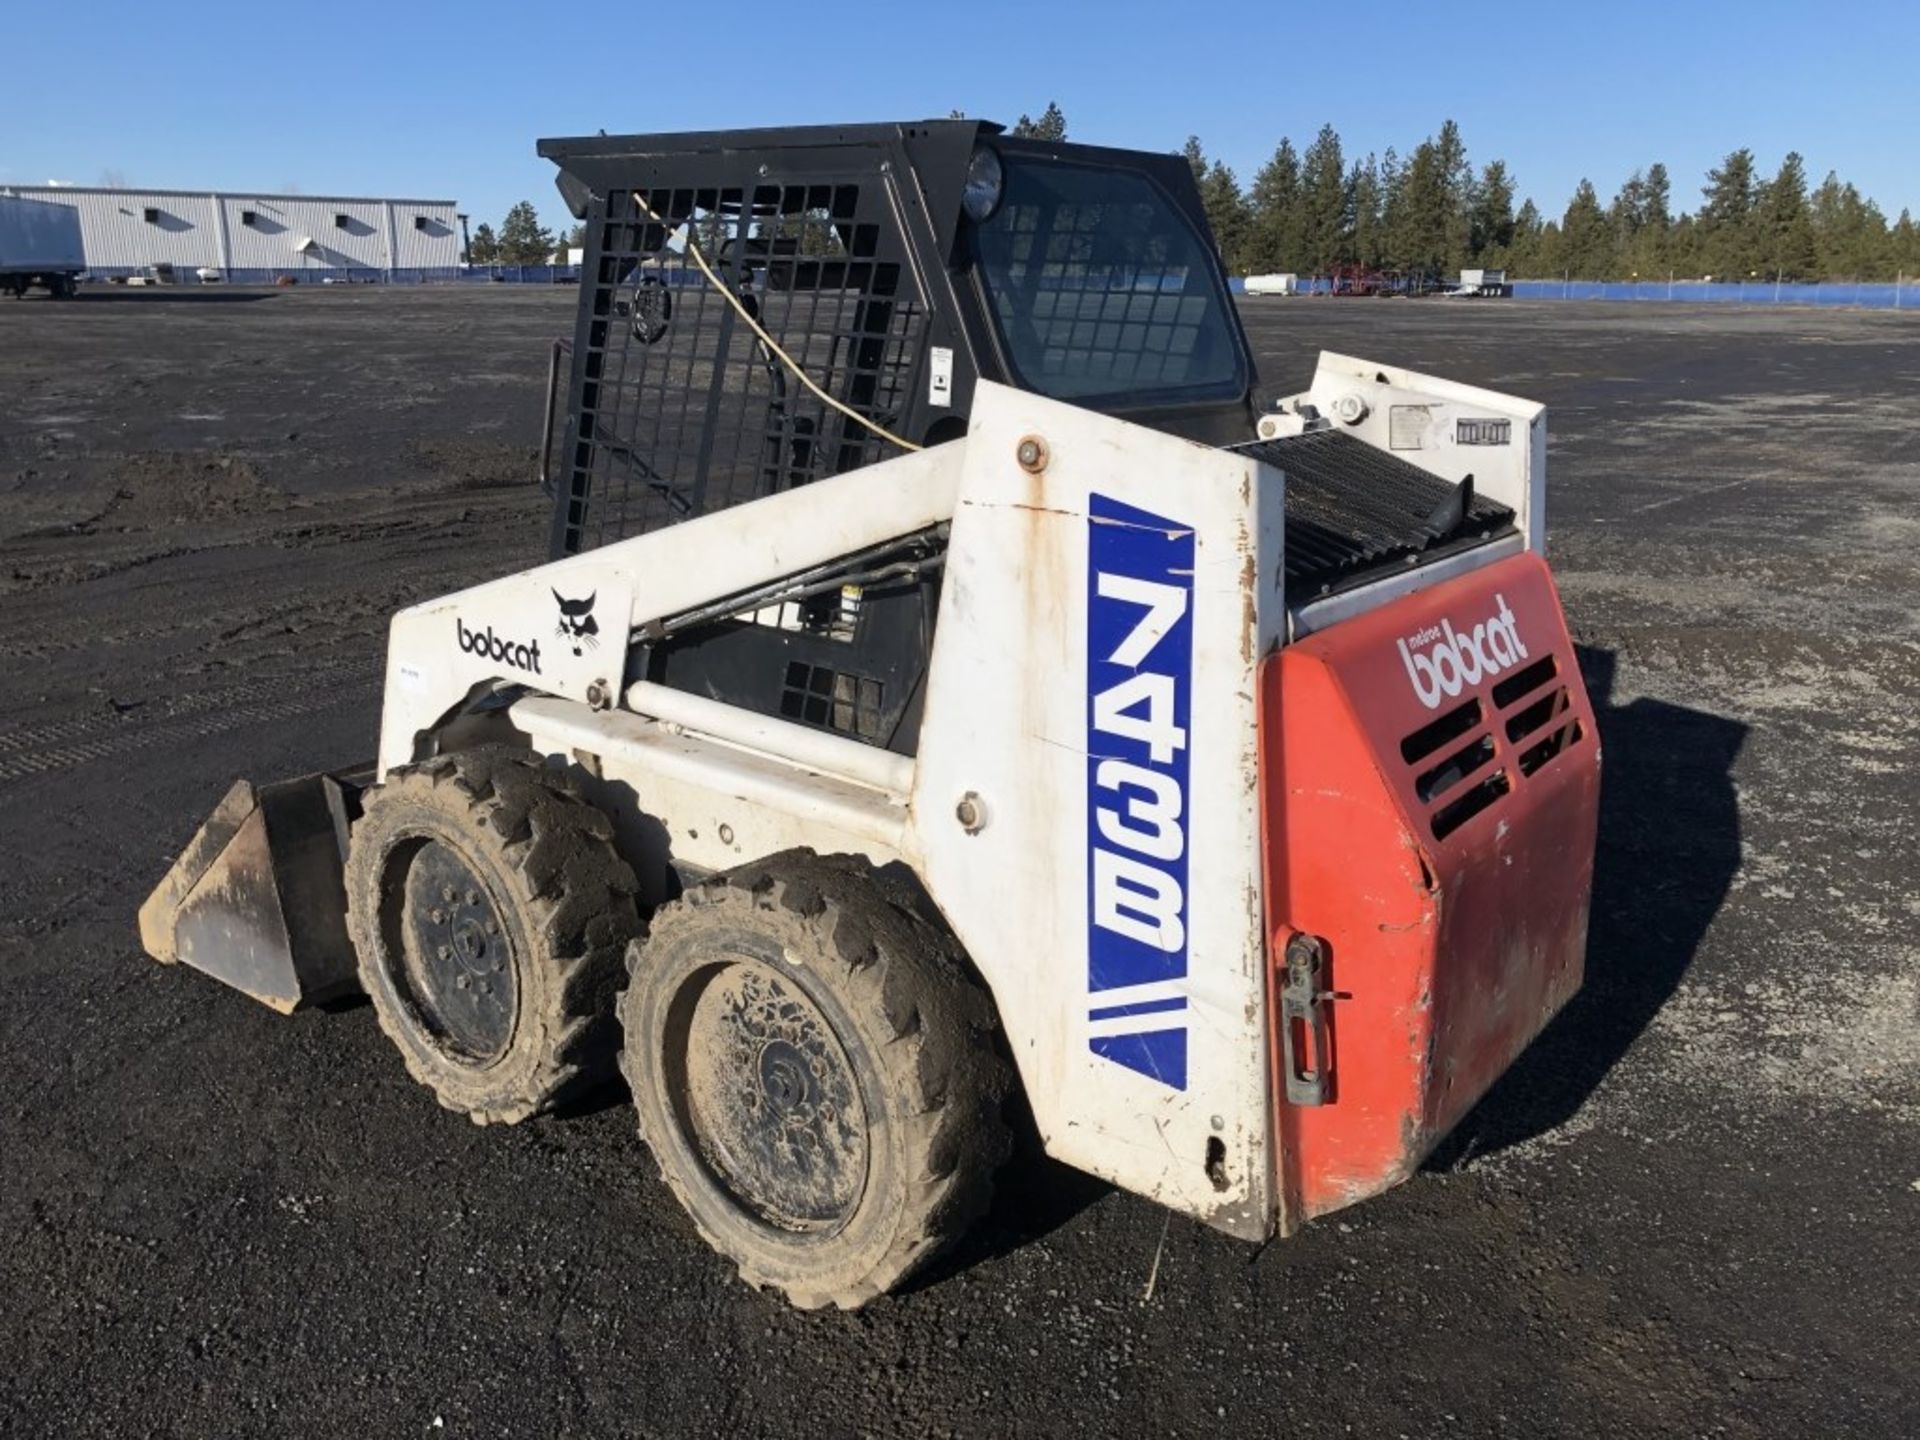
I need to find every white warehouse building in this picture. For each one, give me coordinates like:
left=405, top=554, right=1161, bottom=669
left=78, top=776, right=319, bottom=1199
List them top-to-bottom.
left=0, top=186, right=464, bottom=281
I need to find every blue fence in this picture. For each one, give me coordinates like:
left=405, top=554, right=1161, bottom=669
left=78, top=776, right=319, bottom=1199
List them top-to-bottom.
left=84, top=264, right=578, bottom=286
left=85, top=264, right=1916, bottom=309
left=1228, top=275, right=1915, bottom=308
left=1510, top=279, right=1912, bottom=308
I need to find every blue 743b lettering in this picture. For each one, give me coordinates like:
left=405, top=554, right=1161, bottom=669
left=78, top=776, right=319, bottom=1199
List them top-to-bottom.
left=1085, top=494, right=1195, bottom=1090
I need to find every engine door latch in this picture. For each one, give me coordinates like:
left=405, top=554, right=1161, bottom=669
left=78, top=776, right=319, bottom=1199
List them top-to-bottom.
left=1281, top=934, right=1332, bottom=1106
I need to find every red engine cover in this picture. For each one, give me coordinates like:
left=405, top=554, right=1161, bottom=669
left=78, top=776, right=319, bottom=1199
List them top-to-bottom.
left=1259, top=552, right=1601, bottom=1228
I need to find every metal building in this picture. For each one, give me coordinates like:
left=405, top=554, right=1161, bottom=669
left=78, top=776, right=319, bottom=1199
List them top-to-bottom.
left=0, top=186, right=463, bottom=281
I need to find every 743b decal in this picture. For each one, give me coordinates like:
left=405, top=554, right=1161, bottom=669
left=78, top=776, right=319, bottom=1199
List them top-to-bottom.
left=1085, top=494, right=1194, bottom=1090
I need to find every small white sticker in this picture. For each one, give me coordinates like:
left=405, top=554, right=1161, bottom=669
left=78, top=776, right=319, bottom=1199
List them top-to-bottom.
left=928, top=346, right=954, bottom=408
left=397, top=663, right=427, bottom=693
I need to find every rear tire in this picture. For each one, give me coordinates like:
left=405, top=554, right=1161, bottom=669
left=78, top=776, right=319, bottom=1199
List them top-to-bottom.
left=345, top=746, right=642, bottom=1124
left=620, top=852, right=1011, bottom=1309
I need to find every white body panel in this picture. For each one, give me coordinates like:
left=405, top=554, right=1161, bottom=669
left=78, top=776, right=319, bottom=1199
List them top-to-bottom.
left=1263, top=350, right=1547, bottom=553
left=371, top=362, right=1540, bottom=1235
left=908, top=388, right=1283, bottom=1235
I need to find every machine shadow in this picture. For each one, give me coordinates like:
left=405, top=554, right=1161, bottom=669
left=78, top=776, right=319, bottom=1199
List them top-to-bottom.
left=75, top=289, right=280, bottom=304
left=1428, top=643, right=1747, bottom=1166
left=899, top=1089, right=1114, bottom=1295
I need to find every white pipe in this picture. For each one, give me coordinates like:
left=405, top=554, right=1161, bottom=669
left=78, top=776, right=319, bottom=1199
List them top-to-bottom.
left=622, top=680, right=914, bottom=796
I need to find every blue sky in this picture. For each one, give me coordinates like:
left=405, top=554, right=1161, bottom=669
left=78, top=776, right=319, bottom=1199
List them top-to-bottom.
left=4, top=0, right=1913, bottom=233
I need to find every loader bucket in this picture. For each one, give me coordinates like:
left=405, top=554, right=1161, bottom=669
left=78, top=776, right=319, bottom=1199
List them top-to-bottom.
left=139, top=771, right=368, bottom=1013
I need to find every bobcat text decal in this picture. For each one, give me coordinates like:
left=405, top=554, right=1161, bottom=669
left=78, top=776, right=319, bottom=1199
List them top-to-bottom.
left=1084, top=494, right=1193, bottom=1091
left=1397, top=594, right=1527, bottom=709
left=455, top=618, right=542, bottom=676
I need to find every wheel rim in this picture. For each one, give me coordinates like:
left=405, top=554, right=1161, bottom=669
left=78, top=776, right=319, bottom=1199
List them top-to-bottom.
left=390, top=839, right=519, bottom=1065
left=675, top=956, right=869, bottom=1233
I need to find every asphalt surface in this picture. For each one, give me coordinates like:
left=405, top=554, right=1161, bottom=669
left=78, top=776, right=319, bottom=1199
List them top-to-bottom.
left=1, top=287, right=1915, bottom=1438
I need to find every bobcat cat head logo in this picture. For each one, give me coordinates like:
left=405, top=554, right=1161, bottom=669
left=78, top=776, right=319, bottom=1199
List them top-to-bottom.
left=553, top=589, right=599, bottom=656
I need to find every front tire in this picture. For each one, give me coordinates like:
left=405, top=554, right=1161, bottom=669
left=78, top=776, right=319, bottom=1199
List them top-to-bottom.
left=345, top=747, right=642, bottom=1124
left=620, top=852, right=1011, bottom=1309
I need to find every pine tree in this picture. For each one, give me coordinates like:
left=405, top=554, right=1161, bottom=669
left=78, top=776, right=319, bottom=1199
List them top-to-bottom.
left=1011, top=103, right=1067, bottom=141
left=1434, top=119, right=1473, bottom=269
left=1298, top=124, right=1347, bottom=273
left=1182, top=136, right=1207, bottom=182
left=1245, top=138, right=1301, bottom=273
left=1396, top=138, right=1452, bottom=274
left=1377, top=148, right=1405, bottom=269
left=1697, top=149, right=1760, bottom=279
left=1757, top=153, right=1818, bottom=280
left=1349, top=155, right=1385, bottom=270
left=1470, top=160, right=1516, bottom=264
left=1198, top=162, right=1252, bottom=271
left=1623, top=163, right=1674, bottom=275
left=1643, top=163, right=1673, bottom=232
left=1808, top=171, right=1889, bottom=278
left=1560, top=180, right=1612, bottom=277
left=1507, top=199, right=1545, bottom=275
left=498, top=201, right=555, bottom=265
left=1894, top=210, right=1920, bottom=276
left=468, top=222, right=498, bottom=264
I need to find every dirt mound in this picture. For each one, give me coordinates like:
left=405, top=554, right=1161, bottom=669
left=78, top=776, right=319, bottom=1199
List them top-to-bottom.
left=407, top=438, right=538, bottom=491
left=102, top=451, right=282, bottom=527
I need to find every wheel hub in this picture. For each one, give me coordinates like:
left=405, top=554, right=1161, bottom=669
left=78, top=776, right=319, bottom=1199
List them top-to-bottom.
left=398, top=841, right=518, bottom=1064
left=682, top=959, right=867, bottom=1232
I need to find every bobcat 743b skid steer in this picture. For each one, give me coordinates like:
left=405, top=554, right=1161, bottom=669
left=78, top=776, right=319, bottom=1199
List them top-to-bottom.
left=140, top=120, right=1600, bottom=1308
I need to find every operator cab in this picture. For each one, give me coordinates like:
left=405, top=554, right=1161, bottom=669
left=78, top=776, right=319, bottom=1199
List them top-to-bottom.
left=537, top=121, right=1517, bottom=758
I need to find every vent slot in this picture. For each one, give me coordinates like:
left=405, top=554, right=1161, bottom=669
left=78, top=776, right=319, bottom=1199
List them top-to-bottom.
left=1491, top=654, right=1557, bottom=709
left=780, top=661, right=884, bottom=741
left=1505, top=685, right=1570, bottom=743
left=1400, top=697, right=1482, bottom=764
left=1518, top=719, right=1584, bottom=779
left=1416, top=735, right=1497, bottom=804
left=1431, top=769, right=1511, bottom=839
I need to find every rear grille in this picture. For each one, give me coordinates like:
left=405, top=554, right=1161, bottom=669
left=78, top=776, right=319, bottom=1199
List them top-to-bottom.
left=1240, top=431, right=1517, bottom=605
left=1396, top=646, right=1585, bottom=841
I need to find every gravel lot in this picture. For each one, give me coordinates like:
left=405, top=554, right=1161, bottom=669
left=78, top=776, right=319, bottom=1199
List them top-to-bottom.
left=1, top=287, right=1915, bottom=1438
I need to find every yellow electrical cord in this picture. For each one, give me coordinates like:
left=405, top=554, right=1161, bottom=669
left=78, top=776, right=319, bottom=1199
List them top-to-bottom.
left=629, top=193, right=923, bottom=453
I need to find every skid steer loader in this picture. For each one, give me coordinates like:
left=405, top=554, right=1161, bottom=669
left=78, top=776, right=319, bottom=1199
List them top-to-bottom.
left=139, top=120, right=1601, bottom=1308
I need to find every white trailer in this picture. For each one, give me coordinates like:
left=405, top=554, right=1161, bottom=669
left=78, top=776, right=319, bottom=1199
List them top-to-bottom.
left=0, top=195, right=86, bottom=298
left=1453, top=267, right=1512, bottom=298
left=1243, top=272, right=1300, bottom=296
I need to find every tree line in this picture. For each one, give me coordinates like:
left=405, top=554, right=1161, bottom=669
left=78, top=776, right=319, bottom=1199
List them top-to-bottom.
left=1010, top=103, right=1919, bottom=282
left=473, top=106, right=1919, bottom=282
left=1187, top=125, right=1918, bottom=283
left=467, top=202, right=584, bottom=265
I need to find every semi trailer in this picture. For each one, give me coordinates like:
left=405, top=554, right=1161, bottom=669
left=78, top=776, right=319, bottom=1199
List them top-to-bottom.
left=1, top=195, right=85, bottom=298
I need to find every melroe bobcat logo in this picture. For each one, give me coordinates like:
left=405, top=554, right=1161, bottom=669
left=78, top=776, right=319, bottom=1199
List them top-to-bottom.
left=553, top=590, right=599, bottom=656
left=1397, top=594, right=1527, bottom=709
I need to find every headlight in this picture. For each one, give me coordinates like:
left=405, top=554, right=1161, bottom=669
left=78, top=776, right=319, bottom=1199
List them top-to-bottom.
left=962, top=145, right=1004, bottom=223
